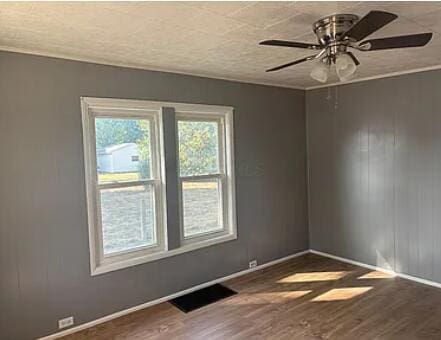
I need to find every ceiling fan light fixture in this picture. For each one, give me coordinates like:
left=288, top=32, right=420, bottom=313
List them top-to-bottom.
left=260, top=11, right=433, bottom=84
left=335, top=52, right=357, bottom=81
left=310, top=59, right=330, bottom=83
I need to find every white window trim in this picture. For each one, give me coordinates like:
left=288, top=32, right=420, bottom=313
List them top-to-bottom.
left=81, top=97, right=237, bottom=276
left=81, top=98, right=168, bottom=276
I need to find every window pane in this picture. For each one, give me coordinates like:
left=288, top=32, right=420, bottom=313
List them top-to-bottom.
left=95, top=118, right=152, bottom=184
left=178, top=120, right=220, bottom=176
left=182, top=178, right=222, bottom=237
left=100, top=185, right=155, bottom=255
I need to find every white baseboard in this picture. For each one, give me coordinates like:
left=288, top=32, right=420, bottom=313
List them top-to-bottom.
left=310, top=249, right=441, bottom=289
left=38, top=250, right=309, bottom=340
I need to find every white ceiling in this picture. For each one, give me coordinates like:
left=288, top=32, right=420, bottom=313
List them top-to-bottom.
left=1, top=1, right=441, bottom=89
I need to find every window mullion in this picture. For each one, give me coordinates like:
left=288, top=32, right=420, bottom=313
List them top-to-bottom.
left=162, top=107, right=181, bottom=250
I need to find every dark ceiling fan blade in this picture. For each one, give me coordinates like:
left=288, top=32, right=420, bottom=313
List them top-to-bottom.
left=341, top=10, right=398, bottom=41
left=359, top=32, right=433, bottom=51
left=260, top=40, right=321, bottom=50
left=347, top=51, right=360, bottom=66
left=266, top=55, right=317, bottom=72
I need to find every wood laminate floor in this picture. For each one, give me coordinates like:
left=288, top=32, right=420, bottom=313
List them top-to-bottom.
left=61, top=253, right=441, bottom=339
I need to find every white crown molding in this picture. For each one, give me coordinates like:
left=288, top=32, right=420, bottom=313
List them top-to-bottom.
left=0, top=46, right=305, bottom=91
left=3, top=46, right=441, bottom=93
left=3, top=46, right=441, bottom=92
left=306, top=64, right=441, bottom=90
left=37, top=250, right=309, bottom=340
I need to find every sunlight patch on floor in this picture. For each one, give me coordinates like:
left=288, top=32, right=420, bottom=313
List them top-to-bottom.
left=277, top=271, right=349, bottom=283
left=358, top=271, right=395, bottom=279
left=312, top=287, right=372, bottom=302
left=223, top=290, right=312, bottom=305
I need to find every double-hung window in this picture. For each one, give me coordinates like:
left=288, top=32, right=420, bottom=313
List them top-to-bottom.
left=82, top=98, right=236, bottom=275
left=177, top=113, right=235, bottom=244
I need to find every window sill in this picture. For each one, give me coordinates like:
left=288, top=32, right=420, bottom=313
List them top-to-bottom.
left=91, top=232, right=237, bottom=276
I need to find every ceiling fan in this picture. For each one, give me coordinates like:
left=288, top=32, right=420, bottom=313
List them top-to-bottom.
left=259, top=11, right=433, bottom=83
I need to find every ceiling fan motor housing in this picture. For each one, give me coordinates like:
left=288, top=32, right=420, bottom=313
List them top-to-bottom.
left=313, top=14, right=359, bottom=45
left=313, top=14, right=360, bottom=63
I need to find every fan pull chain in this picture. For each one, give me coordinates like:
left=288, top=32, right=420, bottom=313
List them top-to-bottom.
left=325, top=86, right=339, bottom=110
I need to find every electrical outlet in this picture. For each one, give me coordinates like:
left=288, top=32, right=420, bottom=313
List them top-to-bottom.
left=249, top=260, right=258, bottom=268
left=58, top=316, right=74, bottom=329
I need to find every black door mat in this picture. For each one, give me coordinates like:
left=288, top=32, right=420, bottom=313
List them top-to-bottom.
left=169, top=283, right=237, bottom=313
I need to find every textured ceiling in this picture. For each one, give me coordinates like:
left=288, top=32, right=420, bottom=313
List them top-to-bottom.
left=1, top=1, right=441, bottom=89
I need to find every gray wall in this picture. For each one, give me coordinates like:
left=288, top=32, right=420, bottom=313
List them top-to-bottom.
left=0, top=51, right=308, bottom=340
left=307, top=70, right=441, bottom=283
